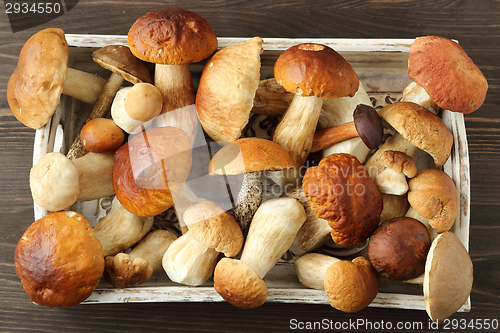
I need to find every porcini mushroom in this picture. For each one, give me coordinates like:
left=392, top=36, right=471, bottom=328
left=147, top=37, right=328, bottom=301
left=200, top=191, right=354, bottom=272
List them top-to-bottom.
left=128, top=8, right=218, bottom=144
left=7, top=28, right=106, bottom=129
left=196, top=36, right=264, bottom=143
left=408, top=36, right=488, bottom=114
left=272, top=43, right=359, bottom=174
left=66, top=44, right=153, bottom=159
left=311, top=104, right=383, bottom=153
left=80, top=118, right=125, bottom=154
left=112, top=126, right=192, bottom=217
left=208, top=137, right=295, bottom=236
left=374, top=150, right=417, bottom=196
left=30, top=151, right=115, bottom=212
left=302, top=153, right=383, bottom=246
left=213, top=197, right=306, bottom=308
left=162, top=200, right=243, bottom=286
left=14, top=211, right=104, bottom=307
left=367, top=217, right=431, bottom=281
left=128, top=229, right=178, bottom=272
left=103, top=253, right=153, bottom=289
left=294, top=253, right=340, bottom=290
left=324, top=257, right=379, bottom=313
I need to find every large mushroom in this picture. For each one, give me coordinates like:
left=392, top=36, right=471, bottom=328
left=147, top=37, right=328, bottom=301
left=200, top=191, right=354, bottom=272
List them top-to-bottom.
left=7, top=28, right=106, bottom=129
left=196, top=36, right=264, bottom=143
left=302, top=153, right=383, bottom=246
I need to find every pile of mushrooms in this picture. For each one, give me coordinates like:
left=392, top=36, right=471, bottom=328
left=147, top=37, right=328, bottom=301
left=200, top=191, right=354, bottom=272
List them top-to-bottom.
left=9, top=10, right=486, bottom=320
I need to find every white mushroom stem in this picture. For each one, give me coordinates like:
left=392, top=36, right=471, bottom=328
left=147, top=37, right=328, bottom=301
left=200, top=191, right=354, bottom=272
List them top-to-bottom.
left=154, top=64, right=198, bottom=146
left=62, top=67, right=107, bottom=105
left=402, top=81, right=438, bottom=113
left=72, top=152, right=115, bottom=202
left=374, top=167, right=409, bottom=196
left=172, top=184, right=204, bottom=234
left=93, top=197, right=154, bottom=256
left=240, top=198, right=306, bottom=278
left=129, top=229, right=178, bottom=272
left=162, top=231, right=219, bottom=286
left=294, top=253, right=340, bottom=290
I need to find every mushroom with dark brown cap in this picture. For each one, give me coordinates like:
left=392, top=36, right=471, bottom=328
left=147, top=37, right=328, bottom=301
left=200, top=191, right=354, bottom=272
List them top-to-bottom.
left=128, top=8, right=218, bottom=145
left=7, top=28, right=106, bottom=129
left=196, top=36, right=264, bottom=143
left=408, top=36, right=488, bottom=114
left=272, top=43, right=359, bottom=176
left=66, top=44, right=153, bottom=159
left=311, top=104, right=383, bottom=153
left=80, top=118, right=125, bottom=154
left=112, top=126, right=192, bottom=217
left=208, top=137, right=295, bottom=236
left=374, top=150, right=417, bottom=196
left=302, top=153, right=383, bottom=246
left=407, top=168, right=458, bottom=234
left=162, top=200, right=243, bottom=286
left=14, top=211, right=104, bottom=307
left=367, top=217, right=431, bottom=281
left=103, top=252, right=153, bottom=289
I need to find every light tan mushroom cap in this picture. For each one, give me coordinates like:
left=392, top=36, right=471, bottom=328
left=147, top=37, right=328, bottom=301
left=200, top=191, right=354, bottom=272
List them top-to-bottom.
left=7, top=28, right=68, bottom=129
left=409, top=36, right=488, bottom=114
left=196, top=37, right=264, bottom=143
left=379, top=101, right=453, bottom=166
left=208, top=137, right=294, bottom=175
left=380, top=150, right=417, bottom=178
left=30, top=152, right=79, bottom=212
left=408, top=169, right=458, bottom=233
left=183, top=200, right=244, bottom=257
left=424, top=231, right=473, bottom=322
left=103, top=253, right=153, bottom=289
left=324, top=257, right=379, bottom=312
left=213, top=258, right=268, bottom=309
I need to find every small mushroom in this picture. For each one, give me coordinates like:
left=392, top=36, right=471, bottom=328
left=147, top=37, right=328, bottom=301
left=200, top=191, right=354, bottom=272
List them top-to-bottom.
left=7, top=28, right=106, bottom=129
left=196, top=36, right=264, bottom=143
left=408, top=36, right=488, bottom=114
left=111, top=83, right=163, bottom=134
left=311, top=104, right=383, bottom=152
left=80, top=118, right=125, bottom=154
left=208, top=137, right=295, bottom=236
left=374, top=150, right=417, bottom=195
left=30, top=152, right=114, bottom=212
left=302, top=153, right=383, bottom=246
left=93, top=197, right=154, bottom=257
left=213, top=197, right=306, bottom=308
left=162, top=200, right=243, bottom=286
left=14, top=211, right=104, bottom=307
left=367, top=217, right=431, bottom=281
left=128, top=229, right=178, bottom=272
left=103, top=253, right=153, bottom=289
left=294, top=253, right=340, bottom=290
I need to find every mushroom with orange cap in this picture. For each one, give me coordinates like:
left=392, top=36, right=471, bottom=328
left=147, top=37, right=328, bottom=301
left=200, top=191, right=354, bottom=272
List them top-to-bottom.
left=7, top=28, right=106, bottom=129
left=79, top=118, right=125, bottom=154
left=208, top=137, right=295, bottom=236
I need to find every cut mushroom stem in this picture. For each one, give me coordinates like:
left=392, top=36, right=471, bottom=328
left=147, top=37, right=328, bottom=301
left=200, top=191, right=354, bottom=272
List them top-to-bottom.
left=62, top=67, right=107, bottom=105
left=93, top=197, right=154, bottom=256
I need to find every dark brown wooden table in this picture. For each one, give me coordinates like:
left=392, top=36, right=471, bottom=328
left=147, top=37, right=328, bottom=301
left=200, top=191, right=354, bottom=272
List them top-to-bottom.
left=1, top=1, right=499, bottom=332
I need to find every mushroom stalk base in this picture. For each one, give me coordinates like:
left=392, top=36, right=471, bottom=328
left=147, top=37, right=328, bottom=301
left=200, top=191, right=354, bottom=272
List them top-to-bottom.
left=63, top=68, right=107, bottom=105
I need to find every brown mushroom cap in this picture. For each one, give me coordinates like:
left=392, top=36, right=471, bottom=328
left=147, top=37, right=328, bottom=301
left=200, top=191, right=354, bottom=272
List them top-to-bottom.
left=127, top=8, right=218, bottom=65
left=7, top=28, right=68, bottom=129
left=409, top=36, right=488, bottom=114
left=196, top=37, right=264, bottom=143
left=273, top=43, right=359, bottom=100
left=92, top=45, right=152, bottom=84
left=123, top=83, right=163, bottom=122
left=379, top=101, right=453, bottom=166
left=353, top=104, right=384, bottom=149
left=80, top=118, right=125, bottom=153
left=112, top=126, right=192, bottom=217
left=208, top=137, right=295, bottom=175
left=380, top=150, right=417, bottom=178
left=302, top=153, right=383, bottom=246
left=408, top=169, right=458, bottom=233
left=183, top=200, right=244, bottom=257
left=14, top=211, right=104, bottom=307
left=367, top=217, right=431, bottom=280
left=424, top=231, right=473, bottom=322
left=103, top=253, right=153, bottom=289
left=324, top=256, right=379, bottom=312
left=213, top=258, right=268, bottom=309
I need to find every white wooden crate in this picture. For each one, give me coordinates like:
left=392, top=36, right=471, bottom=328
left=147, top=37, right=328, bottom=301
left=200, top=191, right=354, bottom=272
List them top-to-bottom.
left=33, top=36, right=470, bottom=311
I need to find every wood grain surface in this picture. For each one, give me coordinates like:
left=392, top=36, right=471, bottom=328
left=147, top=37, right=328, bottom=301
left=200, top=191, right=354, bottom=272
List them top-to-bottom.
left=1, top=1, right=499, bottom=332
